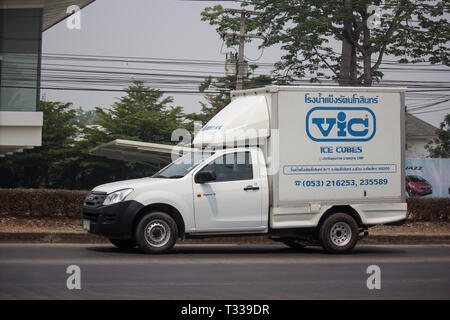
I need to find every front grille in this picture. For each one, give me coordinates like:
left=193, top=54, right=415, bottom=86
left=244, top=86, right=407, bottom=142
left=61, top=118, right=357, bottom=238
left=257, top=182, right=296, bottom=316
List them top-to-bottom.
left=84, top=191, right=107, bottom=208
left=83, top=212, right=99, bottom=222
left=103, top=214, right=117, bottom=224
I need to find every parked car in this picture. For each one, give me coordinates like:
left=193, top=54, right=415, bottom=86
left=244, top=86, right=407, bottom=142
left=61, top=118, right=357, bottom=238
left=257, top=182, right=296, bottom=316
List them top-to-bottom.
left=406, top=175, right=433, bottom=197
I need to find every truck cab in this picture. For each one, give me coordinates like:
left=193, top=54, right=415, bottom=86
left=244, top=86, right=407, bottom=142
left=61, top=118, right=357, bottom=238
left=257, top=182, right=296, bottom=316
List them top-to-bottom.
left=83, top=147, right=270, bottom=252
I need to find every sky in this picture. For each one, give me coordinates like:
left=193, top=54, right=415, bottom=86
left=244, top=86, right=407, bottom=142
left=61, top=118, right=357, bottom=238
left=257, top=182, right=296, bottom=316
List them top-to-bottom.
left=41, top=0, right=450, bottom=127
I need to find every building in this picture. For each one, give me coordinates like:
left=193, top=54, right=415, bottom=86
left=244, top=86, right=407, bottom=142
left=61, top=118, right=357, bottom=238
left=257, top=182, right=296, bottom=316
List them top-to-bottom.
left=0, top=0, right=95, bottom=156
left=405, top=112, right=438, bottom=158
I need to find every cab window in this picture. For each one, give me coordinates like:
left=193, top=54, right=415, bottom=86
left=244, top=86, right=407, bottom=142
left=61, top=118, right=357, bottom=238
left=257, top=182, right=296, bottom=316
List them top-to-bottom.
left=199, top=151, right=253, bottom=182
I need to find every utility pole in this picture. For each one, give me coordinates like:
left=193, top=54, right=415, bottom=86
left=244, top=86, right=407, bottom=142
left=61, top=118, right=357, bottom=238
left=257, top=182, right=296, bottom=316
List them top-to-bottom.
left=221, top=8, right=264, bottom=90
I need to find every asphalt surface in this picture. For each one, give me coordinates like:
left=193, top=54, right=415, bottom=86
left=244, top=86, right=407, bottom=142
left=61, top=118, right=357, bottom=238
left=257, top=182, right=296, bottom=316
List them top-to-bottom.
left=0, top=243, right=449, bottom=299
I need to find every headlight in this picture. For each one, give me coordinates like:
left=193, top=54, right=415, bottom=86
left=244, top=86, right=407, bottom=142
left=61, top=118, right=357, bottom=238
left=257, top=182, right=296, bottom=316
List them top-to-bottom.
left=103, top=189, right=134, bottom=206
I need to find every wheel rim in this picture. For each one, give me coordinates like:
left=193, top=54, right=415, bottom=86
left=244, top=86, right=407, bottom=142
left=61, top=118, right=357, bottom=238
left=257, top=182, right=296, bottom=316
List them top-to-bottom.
left=144, top=219, right=171, bottom=248
left=330, top=221, right=352, bottom=247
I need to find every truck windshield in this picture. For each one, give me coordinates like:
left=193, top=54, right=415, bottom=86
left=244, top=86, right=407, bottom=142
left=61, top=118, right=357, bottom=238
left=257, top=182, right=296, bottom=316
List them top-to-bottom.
left=152, top=151, right=214, bottom=179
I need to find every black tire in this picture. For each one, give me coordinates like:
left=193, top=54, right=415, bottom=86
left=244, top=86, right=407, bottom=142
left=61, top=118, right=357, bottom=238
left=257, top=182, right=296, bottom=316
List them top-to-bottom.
left=135, top=211, right=178, bottom=254
left=319, top=213, right=358, bottom=254
left=109, top=238, right=136, bottom=250
left=280, top=239, right=307, bottom=250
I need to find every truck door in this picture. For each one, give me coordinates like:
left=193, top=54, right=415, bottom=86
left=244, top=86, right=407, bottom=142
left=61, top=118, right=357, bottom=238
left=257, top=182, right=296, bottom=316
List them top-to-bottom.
left=192, top=149, right=265, bottom=231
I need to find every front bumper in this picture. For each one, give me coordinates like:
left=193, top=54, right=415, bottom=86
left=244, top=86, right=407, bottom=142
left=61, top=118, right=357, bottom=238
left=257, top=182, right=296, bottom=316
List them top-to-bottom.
left=416, top=190, right=432, bottom=197
left=82, top=200, right=144, bottom=239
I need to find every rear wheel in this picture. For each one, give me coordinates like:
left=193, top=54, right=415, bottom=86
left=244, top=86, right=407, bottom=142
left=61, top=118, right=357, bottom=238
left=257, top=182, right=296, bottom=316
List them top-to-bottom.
left=135, top=211, right=178, bottom=254
left=319, top=213, right=358, bottom=254
left=109, top=238, right=136, bottom=250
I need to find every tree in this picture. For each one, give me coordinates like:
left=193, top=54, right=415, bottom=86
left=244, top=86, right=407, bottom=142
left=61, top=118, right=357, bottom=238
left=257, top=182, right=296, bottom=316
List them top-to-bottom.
left=201, top=1, right=449, bottom=86
left=186, top=73, right=273, bottom=125
left=74, top=81, right=189, bottom=189
left=92, top=81, right=185, bottom=143
left=0, top=82, right=191, bottom=190
left=0, top=101, right=79, bottom=189
left=75, top=107, right=100, bottom=125
left=426, top=114, right=450, bottom=158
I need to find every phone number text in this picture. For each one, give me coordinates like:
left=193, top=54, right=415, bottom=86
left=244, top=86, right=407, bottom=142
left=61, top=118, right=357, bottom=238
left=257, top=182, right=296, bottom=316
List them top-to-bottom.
left=294, top=178, right=389, bottom=187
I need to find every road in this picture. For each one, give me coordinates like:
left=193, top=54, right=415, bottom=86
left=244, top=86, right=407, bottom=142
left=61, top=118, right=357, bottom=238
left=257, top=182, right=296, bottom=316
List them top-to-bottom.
left=0, top=243, right=449, bottom=299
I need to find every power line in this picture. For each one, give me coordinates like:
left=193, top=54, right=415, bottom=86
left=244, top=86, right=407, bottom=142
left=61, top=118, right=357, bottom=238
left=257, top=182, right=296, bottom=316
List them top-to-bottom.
left=3, top=52, right=448, bottom=103
left=37, top=52, right=448, bottom=68
left=1, top=85, right=221, bottom=95
left=407, top=99, right=450, bottom=111
left=410, top=107, right=450, bottom=115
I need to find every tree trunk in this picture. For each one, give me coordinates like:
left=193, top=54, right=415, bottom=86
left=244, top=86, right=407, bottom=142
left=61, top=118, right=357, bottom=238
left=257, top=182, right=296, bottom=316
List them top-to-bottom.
left=339, top=0, right=353, bottom=86
left=363, top=26, right=372, bottom=86
left=349, top=45, right=358, bottom=85
left=363, top=52, right=372, bottom=86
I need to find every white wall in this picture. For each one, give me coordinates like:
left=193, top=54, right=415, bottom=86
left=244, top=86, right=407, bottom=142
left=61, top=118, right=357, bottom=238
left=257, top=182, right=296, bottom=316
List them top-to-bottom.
left=0, top=111, right=43, bottom=156
left=406, top=137, right=432, bottom=158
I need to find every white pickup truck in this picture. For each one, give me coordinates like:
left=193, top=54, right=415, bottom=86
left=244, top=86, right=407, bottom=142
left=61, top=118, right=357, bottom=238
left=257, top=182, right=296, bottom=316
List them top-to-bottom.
left=82, top=86, right=407, bottom=253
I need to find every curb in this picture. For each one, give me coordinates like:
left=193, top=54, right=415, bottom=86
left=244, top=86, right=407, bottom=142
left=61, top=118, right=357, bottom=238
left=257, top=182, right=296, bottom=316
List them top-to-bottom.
left=0, top=232, right=450, bottom=245
left=0, top=232, right=107, bottom=244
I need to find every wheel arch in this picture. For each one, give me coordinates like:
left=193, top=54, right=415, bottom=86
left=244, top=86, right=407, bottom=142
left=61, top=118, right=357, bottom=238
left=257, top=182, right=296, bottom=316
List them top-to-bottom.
left=133, top=203, right=186, bottom=238
left=318, top=205, right=363, bottom=228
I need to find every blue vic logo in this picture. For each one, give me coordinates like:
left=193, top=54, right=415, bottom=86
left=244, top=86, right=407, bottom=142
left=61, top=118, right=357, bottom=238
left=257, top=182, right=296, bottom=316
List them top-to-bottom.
left=306, top=107, right=376, bottom=142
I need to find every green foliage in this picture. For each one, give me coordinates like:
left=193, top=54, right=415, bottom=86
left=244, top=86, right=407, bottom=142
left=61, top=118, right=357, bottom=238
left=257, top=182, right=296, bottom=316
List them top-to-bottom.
left=201, top=1, right=450, bottom=86
left=187, top=73, right=273, bottom=125
left=72, top=81, right=189, bottom=189
left=0, top=82, right=190, bottom=190
left=91, top=82, right=185, bottom=143
left=0, top=101, right=79, bottom=189
left=75, top=108, right=100, bottom=125
left=426, top=114, right=450, bottom=158
left=0, top=188, right=88, bottom=218
left=406, top=197, right=450, bottom=221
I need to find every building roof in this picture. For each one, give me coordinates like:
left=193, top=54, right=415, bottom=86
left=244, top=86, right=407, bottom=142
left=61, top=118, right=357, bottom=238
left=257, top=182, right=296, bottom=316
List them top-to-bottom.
left=0, top=0, right=95, bottom=31
left=405, top=113, right=438, bottom=138
left=89, top=139, right=195, bottom=167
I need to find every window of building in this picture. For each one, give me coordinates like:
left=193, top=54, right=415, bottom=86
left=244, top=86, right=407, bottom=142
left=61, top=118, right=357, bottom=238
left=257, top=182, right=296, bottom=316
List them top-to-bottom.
left=0, top=8, right=42, bottom=112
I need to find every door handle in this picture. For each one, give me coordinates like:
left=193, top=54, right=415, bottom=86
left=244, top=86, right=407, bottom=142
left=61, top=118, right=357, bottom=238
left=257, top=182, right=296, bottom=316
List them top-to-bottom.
left=243, top=185, right=259, bottom=191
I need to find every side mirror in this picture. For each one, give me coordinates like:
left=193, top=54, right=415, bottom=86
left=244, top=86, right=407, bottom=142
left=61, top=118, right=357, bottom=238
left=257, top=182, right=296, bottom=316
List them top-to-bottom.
left=195, top=170, right=216, bottom=184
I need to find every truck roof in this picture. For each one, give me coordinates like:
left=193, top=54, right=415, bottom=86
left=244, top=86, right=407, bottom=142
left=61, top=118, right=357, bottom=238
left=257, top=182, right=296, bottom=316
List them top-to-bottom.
left=231, top=85, right=408, bottom=98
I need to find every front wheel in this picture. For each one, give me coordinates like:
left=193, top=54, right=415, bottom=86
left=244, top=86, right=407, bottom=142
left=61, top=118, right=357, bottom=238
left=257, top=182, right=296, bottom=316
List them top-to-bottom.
left=135, top=212, right=178, bottom=254
left=319, top=213, right=358, bottom=254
